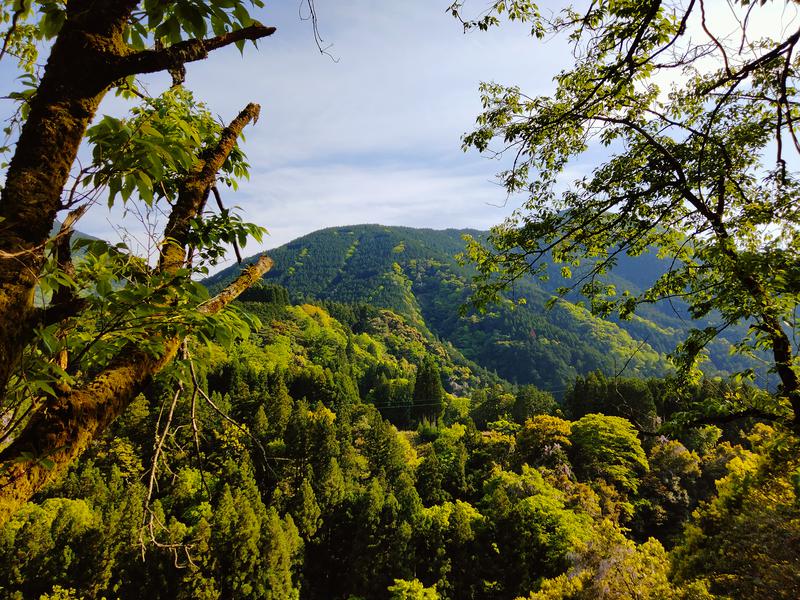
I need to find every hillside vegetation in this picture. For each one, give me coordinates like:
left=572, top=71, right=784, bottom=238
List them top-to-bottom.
left=2, top=1, right=799, bottom=599
left=208, top=225, right=754, bottom=392
left=1, top=287, right=795, bottom=599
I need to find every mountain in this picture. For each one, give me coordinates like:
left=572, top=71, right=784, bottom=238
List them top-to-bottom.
left=206, top=225, right=753, bottom=394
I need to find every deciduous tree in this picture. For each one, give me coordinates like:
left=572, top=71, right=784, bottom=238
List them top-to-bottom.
left=0, top=0, right=277, bottom=523
left=455, top=0, right=800, bottom=429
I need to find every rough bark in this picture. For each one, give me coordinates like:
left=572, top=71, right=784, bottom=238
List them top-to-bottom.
left=0, top=0, right=138, bottom=397
left=115, top=24, right=276, bottom=78
left=159, top=103, right=261, bottom=273
left=705, top=213, right=800, bottom=429
left=0, top=256, right=273, bottom=524
left=732, top=267, right=800, bottom=431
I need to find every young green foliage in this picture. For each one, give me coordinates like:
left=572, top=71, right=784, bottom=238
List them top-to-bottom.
left=0, top=0, right=275, bottom=519
left=456, top=0, right=800, bottom=428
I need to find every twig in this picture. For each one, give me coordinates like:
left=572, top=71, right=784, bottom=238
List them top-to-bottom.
left=140, top=381, right=182, bottom=561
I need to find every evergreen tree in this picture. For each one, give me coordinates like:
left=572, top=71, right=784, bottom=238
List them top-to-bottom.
left=412, top=358, right=445, bottom=424
left=266, top=372, right=294, bottom=439
left=512, top=385, right=560, bottom=424
left=416, top=449, right=447, bottom=506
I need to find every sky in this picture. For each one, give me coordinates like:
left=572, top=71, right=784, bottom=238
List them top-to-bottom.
left=1, top=1, right=796, bottom=269
left=61, top=1, right=574, bottom=265
left=183, top=1, right=569, bottom=257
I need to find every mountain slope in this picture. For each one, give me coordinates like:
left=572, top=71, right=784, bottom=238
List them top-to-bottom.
left=207, top=225, right=751, bottom=393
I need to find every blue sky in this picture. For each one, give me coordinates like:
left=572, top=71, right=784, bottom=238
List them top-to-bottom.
left=1, top=1, right=792, bottom=269
left=186, top=1, right=571, bottom=261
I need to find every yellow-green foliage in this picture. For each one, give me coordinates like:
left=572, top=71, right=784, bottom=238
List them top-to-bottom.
left=557, top=301, right=664, bottom=378
left=233, top=303, right=400, bottom=381
left=569, top=414, right=649, bottom=494
left=518, top=416, right=572, bottom=451
left=672, top=426, right=800, bottom=600
left=394, top=427, right=421, bottom=469
left=484, top=466, right=594, bottom=546
left=522, top=521, right=694, bottom=600
left=388, top=578, right=440, bottom=599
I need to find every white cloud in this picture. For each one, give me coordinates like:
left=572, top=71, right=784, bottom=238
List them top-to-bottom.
left=10, top=0, right=794, bottom=267
left=182, top=0, right=566, bottom=167
left=64, top=1, right=570, bottom=262
left=208, top=160, right=521, bottom=270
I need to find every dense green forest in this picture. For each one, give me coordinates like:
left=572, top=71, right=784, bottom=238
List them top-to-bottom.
left=208, top=225, right=758, bottom=390
left=2, top=284, right=797, bottom=599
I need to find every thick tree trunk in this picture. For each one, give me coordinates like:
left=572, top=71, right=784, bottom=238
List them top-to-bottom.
left=0, top=0, right=138, bottom=397
left=0, top=1, right=274, bottom=397
left=0, top=94, right=266, bottom=523
left=712, top=243, right=800, bottom=429
left=737, top=273, right=800, bottom=430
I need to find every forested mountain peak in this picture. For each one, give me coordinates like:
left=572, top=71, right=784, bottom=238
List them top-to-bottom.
left=206, top=225, right=754, bottom=393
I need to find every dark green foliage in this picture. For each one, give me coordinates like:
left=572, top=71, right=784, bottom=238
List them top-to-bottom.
left=206, top=225, right=761, bottom=394
left=412, top=357, right=445, bottom=424
left=565, top=371, right=659, bottom=431
left=470, top=385, right=516, bottom=429
left=512, top=385, right=560, bottom=424
left=632, top=438, right=701, bottom=545
left=416, top=449, right=447, bottom=506
left=477, top=467, right=592, bottom=597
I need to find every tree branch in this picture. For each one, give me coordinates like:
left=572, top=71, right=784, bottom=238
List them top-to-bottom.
left=0, top=0, right=141, bottom=398
left=115, top=24, right=276, bottom=79
left=0, top=96, right=268, bottom=524
left=159, top=102, right=260, bottom=273
left=211, top=186, right=243, bottom=264
left=40, top=207, right=90, bottom=328
left=0, top=252, right=273, bottom=525
left=199, top=255, right=273, bottom=315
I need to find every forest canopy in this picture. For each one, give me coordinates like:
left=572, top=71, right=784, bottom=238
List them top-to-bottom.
left=0, top=2, right=799, bottom=599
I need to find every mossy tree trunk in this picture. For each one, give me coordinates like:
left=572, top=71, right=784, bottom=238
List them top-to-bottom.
left=0, top=0, right=137, bottom=399
left=0, top=1, right=276, bottom=523
left=0, top=255, right=272, bottom=525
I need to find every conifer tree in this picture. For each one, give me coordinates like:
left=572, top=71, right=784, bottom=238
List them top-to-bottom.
left=412, top=358, right=444, bottom=424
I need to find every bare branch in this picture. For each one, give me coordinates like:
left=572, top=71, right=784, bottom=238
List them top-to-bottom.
left=211, top=186, right=243, bottom=264
left=199, top=255, right=274, bottom=316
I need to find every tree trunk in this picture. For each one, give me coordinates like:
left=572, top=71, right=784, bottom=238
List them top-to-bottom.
left=0, top=0, right=138, bottom=397
left=0, top=1, right=274, bottom=396
left=0, top=2, right=277, bottom=523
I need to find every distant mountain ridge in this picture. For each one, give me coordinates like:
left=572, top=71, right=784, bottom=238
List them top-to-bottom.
left=206, top=224, right=752, bottom=393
